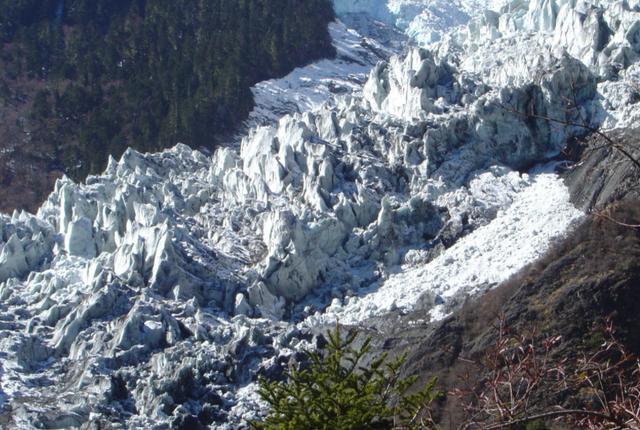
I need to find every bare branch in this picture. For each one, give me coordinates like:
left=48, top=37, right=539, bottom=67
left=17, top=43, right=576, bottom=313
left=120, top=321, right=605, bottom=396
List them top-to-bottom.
left=499, top=102, right=640, bottom=171
left=591, top=210, right=640, bottom=229
left=454, top=317, right=640, bottom=430
left=481, top=409, right=619, bottom=430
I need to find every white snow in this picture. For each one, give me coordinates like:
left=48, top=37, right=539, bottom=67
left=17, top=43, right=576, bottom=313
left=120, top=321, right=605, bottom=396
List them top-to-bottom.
left=246, top=20, right=403, bottom=128
left=309, top=168, right=583, bottom=325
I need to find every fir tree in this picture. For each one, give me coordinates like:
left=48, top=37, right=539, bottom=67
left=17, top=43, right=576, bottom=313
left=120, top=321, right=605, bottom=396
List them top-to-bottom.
left=253, top=324, right=442, bottom=430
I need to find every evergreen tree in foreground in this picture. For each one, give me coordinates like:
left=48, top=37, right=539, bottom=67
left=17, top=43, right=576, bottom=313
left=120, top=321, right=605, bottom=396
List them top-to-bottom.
left=253, top=325, right=442, bottom=430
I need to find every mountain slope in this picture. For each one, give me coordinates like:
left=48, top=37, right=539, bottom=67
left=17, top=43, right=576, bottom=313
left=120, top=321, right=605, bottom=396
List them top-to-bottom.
left=0, top=0, right=336, bottom=212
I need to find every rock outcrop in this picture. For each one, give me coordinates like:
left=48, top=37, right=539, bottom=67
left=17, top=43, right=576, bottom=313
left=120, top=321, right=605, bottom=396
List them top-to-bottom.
left=565, top=129, right=640, bottom=210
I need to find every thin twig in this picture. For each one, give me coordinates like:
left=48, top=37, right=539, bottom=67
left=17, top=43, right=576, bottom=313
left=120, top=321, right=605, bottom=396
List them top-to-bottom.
left=500, top=103, right=640, bottom=171
left=592, top=210, right=640, bottom=229
left=482, top=409, right=618, bottom=430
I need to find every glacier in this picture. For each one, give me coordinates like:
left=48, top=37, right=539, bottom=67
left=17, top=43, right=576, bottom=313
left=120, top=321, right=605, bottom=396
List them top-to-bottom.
left=2, top=0, right=640, bottom=428
left=333, top=0, right=487, bottom=45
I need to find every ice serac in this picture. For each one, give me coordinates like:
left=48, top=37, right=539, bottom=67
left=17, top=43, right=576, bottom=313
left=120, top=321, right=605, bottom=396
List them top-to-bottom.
left=1, top=0, right=640, bottom=428
left=334, top=0, right=481, bottom=45
left=0, top=211, right=54, bottom=282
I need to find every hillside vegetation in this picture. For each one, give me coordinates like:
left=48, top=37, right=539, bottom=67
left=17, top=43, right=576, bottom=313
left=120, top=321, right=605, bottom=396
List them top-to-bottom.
left=0, top=0, right=335, bottom=211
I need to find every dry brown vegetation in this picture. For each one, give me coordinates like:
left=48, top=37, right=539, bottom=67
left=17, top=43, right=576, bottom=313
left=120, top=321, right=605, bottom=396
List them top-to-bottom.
left=453, top=317, right=640, bottom=429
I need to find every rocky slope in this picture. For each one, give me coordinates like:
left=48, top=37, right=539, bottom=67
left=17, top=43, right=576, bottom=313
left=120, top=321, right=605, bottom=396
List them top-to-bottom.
left=1, top=0, right=640, bottom=428
left=368, top=199, right=640, bottom=428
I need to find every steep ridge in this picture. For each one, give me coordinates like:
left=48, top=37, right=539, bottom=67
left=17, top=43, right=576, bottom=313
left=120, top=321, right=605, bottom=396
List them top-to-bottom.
left=1, top=0, right=640, bottom=428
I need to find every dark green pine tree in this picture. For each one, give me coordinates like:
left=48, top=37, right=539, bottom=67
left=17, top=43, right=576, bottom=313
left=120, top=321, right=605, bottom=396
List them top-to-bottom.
left=252, top=325, right=442, bottom=430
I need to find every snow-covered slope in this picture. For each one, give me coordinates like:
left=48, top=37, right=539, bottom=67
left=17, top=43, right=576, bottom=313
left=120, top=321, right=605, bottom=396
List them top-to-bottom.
left=2, top=0, right=640, bottom=428
left=246, top=20, right=405, bottom=128
left=310, top=166, right=583, bottom=325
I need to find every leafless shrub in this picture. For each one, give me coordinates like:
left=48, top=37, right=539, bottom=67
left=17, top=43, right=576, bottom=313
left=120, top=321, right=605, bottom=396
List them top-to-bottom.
left=452, top=318, right=640, bottom=430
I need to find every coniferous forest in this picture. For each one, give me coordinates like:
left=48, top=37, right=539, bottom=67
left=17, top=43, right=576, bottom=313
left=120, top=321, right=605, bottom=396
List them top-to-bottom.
left=0, top=0, right=335, bottom=211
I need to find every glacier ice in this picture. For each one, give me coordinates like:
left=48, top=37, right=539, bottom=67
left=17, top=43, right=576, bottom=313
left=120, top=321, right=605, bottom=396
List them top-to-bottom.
left=2, top=0, right=640, bottom=427
left=334, top=0, right=486, bottom=45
